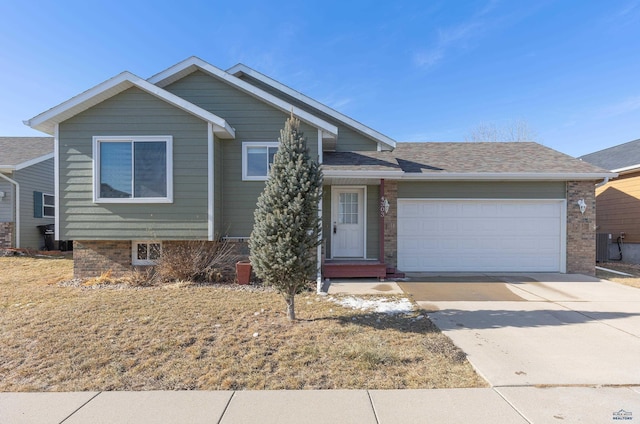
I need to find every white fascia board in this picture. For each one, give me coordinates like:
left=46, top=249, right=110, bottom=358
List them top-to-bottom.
left=149, top=57, right=338, bottom=137
left=228, top=63, right=396, bottom=149
left=25, top=71, right=235, bottom=139
left=14, top=153, right=55, bottom=171
left=611, top=164, right=640, bottom=174
left=399, top=172, right=618, bottom=181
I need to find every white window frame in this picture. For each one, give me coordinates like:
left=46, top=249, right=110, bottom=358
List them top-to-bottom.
left=93, top=136, right=173, bottom=203
left=242, top=141, right=279, bottom=181
left=42, top=193, right=55, bottom=218
left=132, top=241, right=162, bottom=266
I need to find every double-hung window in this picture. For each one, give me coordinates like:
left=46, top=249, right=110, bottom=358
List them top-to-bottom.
left=93, top=136, right=173, bottom=203
left=242, top=142, right=278, bottom=181
left=33, top=191, right=55, bottom=218
left=42, top=194, right=55, bottom=218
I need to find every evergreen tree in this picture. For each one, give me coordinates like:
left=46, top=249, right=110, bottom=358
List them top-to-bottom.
left=249, top=114, right=323, bottom=321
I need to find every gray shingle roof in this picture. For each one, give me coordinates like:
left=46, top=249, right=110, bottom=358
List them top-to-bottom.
left=0, top=137, right=54, bottom=168
left=578, top=139, right=640, bottom=171
left=323, top=142, right=610, bottom=176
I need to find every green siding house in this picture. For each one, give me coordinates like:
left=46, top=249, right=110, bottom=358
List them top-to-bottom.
left=25, top=57, right=614, bottom=281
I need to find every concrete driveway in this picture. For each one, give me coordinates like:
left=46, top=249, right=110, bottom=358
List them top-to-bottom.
left=399, top=273, right=640, bottom=387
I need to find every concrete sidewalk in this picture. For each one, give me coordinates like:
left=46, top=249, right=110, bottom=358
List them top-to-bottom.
left=3, top=387, right=640, bottom=423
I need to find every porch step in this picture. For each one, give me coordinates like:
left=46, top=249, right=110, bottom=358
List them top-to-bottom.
left=322, top=262, right=387, bottom=279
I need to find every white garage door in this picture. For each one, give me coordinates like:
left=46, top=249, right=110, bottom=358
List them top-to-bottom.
left=397, top=199, right=565, bottom=272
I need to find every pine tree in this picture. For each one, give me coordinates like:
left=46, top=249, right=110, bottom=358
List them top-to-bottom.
left=249, top=114, right=323, bottom=321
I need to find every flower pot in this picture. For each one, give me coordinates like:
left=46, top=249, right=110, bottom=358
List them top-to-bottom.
left=236, top=261, right=252, bottom=285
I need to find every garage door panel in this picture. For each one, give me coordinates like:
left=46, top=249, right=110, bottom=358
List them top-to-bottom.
left=397, top=199, right=564, bottom=272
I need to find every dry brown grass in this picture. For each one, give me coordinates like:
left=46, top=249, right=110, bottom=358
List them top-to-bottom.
left=0, top=256, right=485, bottom=391
left=596, top=262, right=640, bottom=289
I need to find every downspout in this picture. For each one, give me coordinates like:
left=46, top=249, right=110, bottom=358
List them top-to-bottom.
left=0, top=172, right=20, bottom=248
left=596, top=177, right=610, bottom=188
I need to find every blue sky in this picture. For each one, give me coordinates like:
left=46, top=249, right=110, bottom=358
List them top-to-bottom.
left=1, top=0, right=639, bottom=157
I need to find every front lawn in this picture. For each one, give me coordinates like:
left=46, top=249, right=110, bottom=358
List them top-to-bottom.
left=0, top=256, right=485, bottom=391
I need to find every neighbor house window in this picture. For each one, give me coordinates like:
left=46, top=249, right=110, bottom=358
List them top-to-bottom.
left=93, top=136, right=173, bottom=203
left=242, top=141, right=278, bottom=181
left=33, top=191, right=55, bottom=218
left=43, top=194, right=55, bottom=218
left=132, top=241, right=162, bottom=265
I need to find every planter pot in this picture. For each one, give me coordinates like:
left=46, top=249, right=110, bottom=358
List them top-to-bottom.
left=236, top=261, right=252, bottom=285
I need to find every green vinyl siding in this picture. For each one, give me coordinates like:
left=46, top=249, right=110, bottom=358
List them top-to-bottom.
left=165, top=71, right=321, bottom=237
left=58, top=87, right=209, bottom=240
left=214, top=136, right=224, bottom=236
left=13, top=158, right=55, bottom=249
left=397, top=181, right=566, bottom=199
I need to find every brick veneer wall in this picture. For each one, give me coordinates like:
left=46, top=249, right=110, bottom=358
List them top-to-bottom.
left=383, top=180, right=398, bottom=268
left=566, top=181, right=596, bottom=275
left=0, top=222, right=13, bottom=248
left=73, top=239, right=249, bottom=279
left=73, top=240, right=133, bottom=279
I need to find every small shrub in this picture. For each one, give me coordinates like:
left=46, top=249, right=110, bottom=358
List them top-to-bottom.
left=154, top=239, right=239, bottom=284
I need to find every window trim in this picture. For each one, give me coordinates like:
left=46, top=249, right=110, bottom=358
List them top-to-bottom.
left=93, top=136, right=173, bottom=203
left=242, top=141, right=279, bottom=181
left=42, top=193, right=55, bottom=218
left=132, top=240, right=162, bottom=266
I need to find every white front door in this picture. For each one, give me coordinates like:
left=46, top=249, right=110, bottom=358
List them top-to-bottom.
left=332, top=187, right=365, bottom=258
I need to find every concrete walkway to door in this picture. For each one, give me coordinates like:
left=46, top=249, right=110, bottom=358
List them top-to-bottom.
left=399, top=273, right=640, bottom=387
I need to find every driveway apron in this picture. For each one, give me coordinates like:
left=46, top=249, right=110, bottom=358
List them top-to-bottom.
left=399, top=274, right=640, bottom=386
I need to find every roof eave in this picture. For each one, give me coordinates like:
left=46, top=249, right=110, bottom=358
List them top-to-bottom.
left=227, top=63, right=396, bottom=149
left=25, top=71, right=235, bottom=139
left=14, top=153, right=55, bottom=171
left=611, top=164, right=640, bottom=174
left=322, top=170, right=404, bottom=179
left=400, top=172, right=618, bottom=181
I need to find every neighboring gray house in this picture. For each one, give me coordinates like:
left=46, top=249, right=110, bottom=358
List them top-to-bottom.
left=24, top=57, right=613, bottom=280
left=0, top=137, right=55, bottom=249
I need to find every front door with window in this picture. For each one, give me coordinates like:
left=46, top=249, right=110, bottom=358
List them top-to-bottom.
left=331, top=187, right=365, bottom=258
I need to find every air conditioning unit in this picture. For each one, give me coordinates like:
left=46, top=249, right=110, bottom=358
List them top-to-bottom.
left=596, top=233, right=609, bottom=262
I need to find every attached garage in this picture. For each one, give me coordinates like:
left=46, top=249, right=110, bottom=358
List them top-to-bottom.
left=397, top=199, right=566, bottom=272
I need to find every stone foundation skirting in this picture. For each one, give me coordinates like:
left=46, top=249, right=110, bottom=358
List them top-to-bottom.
left=0, top=222, right=14, bottom=248
left=73, top=239, right=252, bottom=279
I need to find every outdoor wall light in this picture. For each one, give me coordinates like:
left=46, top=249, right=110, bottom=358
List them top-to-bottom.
left=0, top=191, right=5, bottom=200
left=380, top=196, right=390, bottom=217
left=577, top=198, right=587, bottom=214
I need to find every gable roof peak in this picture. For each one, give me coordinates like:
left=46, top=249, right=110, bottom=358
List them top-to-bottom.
left=149, top=57, right=338, bottom=137
left=25, top=70, right=235, bottom=138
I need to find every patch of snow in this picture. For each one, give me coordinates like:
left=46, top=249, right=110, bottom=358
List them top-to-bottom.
left=330, top=296, right=413, bottom=315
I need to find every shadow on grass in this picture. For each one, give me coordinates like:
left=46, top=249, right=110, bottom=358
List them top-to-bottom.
left=306, top=310, right=442, bottom=335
